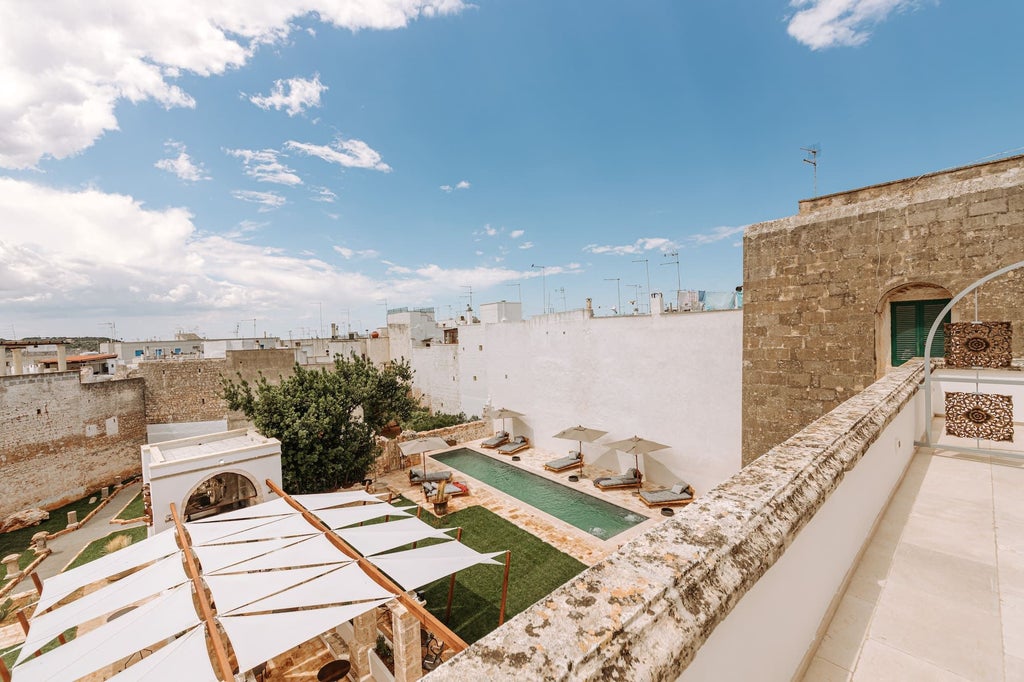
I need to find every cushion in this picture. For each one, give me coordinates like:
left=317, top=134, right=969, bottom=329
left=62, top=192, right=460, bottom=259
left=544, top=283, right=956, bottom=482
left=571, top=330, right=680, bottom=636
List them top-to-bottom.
left=670, top=483, right=685, bottom=494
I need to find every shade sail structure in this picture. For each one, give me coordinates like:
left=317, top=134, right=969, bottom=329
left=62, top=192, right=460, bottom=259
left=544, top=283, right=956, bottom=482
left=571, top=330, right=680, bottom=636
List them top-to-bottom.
left=293, top=490, right=384, bottom=509
left=190, top=497, right=295, bottom=522
left=314, top=503, right=411, bottom=530
left=192, top=514, right=320, bottom=545
left=184, top=516, right=286, bottom=546
left=337, top=517, right=455, bottom=557
left=35, top=528, right=180, bottom=612
left=208, top=534, right=351, bottom=574
left=192, top=536, right=305, bottom=575
left=369, top=542, right=505, bottom=591
left=19, top=554, right=188, bottom=663
left=204, top=563, right=344, bottom=614
left=226, top=563, right=392, bottom=614
left=12, top=585, right=200, bottom=682
left=220, top=599, right=389, bottom=673
left=106, top=626, right=217, bottom=682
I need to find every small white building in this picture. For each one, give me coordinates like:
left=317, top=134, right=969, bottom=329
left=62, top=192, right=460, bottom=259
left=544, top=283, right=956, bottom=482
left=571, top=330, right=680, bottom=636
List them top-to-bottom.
left=141, top=429, right=282, bottom=535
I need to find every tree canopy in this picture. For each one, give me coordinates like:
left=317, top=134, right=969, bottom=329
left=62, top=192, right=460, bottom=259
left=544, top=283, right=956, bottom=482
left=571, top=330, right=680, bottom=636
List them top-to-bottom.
left=221, top=354, right=417, bottom=494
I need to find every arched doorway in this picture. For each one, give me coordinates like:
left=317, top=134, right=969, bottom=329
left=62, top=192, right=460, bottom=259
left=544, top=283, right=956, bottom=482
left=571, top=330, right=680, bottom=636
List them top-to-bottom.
left=875, top=282, right=954, bottom=378
left=183, top=471, right=259, bottom=522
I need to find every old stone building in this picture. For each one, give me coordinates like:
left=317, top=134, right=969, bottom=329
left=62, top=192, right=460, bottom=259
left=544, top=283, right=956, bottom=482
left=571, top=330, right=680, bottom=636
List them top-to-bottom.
left=742, top=155, right=1024, bottom=463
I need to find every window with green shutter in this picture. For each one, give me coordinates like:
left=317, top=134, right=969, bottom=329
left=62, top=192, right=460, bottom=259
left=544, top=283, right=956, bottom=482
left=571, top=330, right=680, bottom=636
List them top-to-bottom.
left=890, top=299, right=951, bottom=366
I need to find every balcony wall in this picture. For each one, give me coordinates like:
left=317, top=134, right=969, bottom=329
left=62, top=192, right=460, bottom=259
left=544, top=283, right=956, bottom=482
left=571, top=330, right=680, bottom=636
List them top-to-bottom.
left=426, top=361, right=926, bottom=681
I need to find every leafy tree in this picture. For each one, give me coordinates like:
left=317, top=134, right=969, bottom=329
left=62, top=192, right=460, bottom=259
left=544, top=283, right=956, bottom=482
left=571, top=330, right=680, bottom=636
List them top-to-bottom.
left=221, top=355, right=417, bottom=494
left=402, top=409, right=477, bottom=432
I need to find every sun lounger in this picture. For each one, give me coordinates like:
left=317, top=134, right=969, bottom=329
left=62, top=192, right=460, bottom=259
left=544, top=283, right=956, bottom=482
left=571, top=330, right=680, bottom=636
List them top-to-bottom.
left=481, top=431, right=510, bottom=449
left=496, top=435, right=530, bottom=454
left=544, top=451, right=583, bottom=472
left=593, top=468, right=642, bottom=490
left=409, top=469, right=452, bottom=483
left=422, top=481, right=469, bottom=499
left=639, top=482, right=695, bottom=507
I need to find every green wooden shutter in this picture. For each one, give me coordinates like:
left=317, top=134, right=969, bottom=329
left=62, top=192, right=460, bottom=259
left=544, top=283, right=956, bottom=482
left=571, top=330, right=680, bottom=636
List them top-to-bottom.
left=921, top=300, right=951, bottom=358
left=891, top=302, right=919, bottom=367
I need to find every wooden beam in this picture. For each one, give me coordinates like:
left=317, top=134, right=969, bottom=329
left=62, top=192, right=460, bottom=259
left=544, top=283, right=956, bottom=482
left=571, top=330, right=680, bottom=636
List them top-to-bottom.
left=265, top=479, right=468, bottom=653
left=169, top=503, right=235, bottom=682
left=444, top=528, right=463, bottom=623
left=498, top=550, right=512, bottom=626
left=0, top=656, right=10, bottom=682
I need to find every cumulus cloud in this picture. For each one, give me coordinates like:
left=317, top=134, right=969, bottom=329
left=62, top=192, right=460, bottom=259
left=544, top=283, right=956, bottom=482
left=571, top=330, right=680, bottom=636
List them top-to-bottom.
left=787, top=0, right=920, bottom=50
left=0, top=1, right=468, bottom=169
left=248, top=74, right=327, bottom=116
left=286, top=137, right=391, bottom=172
left=154, top=141, right=210, bottom=182
left=226, top=148, right=302, bottom=186
left=439, top=179, right=470, bottom=192
left=312, top=187, right=337, bottom=203
left=231, top=189, right=286, bottom=211
left=473, top=224, right=500, bottom=238
left=686, top=225, right=746, bottom=245
left=509, top=229, right=524, bottom=239
left=583, top=237, right=679, bottom=255
left=518, top=241, right=534, bottom=250
left=333, top=245, right=379, bottom=259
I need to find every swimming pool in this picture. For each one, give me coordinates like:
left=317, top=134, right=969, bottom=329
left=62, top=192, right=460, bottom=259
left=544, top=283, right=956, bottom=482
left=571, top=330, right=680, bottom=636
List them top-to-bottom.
left=433, top=448, right=647, bottom=539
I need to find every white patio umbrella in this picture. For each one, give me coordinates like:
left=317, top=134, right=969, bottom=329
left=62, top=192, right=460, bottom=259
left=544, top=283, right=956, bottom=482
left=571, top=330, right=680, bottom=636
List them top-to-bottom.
left=487, top=407, right=523, bottom=433
left=553, top=425, right=608, bottom=476
left=399, top=435, right=451, bottom=479
left=604, top=436, right=670, bottom=488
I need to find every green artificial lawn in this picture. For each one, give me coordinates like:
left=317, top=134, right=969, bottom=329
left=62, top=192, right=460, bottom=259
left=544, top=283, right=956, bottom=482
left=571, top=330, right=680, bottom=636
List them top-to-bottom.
left=0, top=491, right=105, bottom=581
left=115, top=493, right=145, bottom=521
left=381, top=499, right=586, bottom=645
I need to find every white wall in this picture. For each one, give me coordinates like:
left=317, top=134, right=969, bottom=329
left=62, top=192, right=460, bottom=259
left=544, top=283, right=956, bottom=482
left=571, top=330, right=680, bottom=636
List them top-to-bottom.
left=410, top=345, right=461, bottom=413
left=927, top=368, right=1024, bottom=423
left=679, top=391, right=919, bottom=682
left=147, top=420, right=228, bottom=444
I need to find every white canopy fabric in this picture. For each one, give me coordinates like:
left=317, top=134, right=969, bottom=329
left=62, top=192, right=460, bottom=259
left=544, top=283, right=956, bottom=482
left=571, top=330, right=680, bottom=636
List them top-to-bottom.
left=293, top=491, right=384, bottom=509
left=190, top=497, right=295, bottom=522
left=314, top=504, right=411, bottom=530
left=192, top=514, right=320, bottom=545
left=184, top=516, right=285, bottom=546
left=337, top=517, right=455, bottom=557
left=35, top=528, right=180, bottom=613
left=209, top=534, right=349, bottom=574
left=192, top=536, right=305, bottom=574
left=369, top=542, right=505, bottom=591
left=18, top=554, right=188, bottom=663
left=204, top=563, right=343, bottom=614
left=226, top=563, right=393, bottom=615
left=12, top=584, right=200, bottom=682
left=220, top=599, right=389, bottom=673
left=105, top=626, right=218, bottom=682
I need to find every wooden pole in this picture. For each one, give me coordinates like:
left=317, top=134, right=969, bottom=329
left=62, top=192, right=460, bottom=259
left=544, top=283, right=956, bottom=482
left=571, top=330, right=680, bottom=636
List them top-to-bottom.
left=265, top=479, right=468, bottom=654
left=169, top=503, right=236, bottom=682
left=444, top=528, right=463, bottom=623
left=498, top=550, right=512, bottom=626
left=30, top=572, right=43, bottom=596
left=16, top=609, right=42, bottom=658
left=0, top=656, right=10, bottom=682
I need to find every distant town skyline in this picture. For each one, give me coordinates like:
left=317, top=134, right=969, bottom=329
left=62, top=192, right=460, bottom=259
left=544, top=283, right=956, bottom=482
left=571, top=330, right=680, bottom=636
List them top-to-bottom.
left=2, top=1, right=1022, bottom=340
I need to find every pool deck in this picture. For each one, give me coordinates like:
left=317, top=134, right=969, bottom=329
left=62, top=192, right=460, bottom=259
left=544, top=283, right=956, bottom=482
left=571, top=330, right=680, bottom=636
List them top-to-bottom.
left=375, top=439, right=670, bottom=566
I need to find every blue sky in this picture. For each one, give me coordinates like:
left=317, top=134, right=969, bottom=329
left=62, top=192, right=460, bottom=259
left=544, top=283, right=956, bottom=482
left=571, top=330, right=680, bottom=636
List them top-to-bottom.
left=1, top=0, right=1022, bottom=340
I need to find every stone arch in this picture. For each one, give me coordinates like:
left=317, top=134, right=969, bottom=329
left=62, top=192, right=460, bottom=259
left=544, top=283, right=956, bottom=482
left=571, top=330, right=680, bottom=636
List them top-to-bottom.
left=874, top=281, right=954, bottom=378
left=182, top=469, right=261, bottom=523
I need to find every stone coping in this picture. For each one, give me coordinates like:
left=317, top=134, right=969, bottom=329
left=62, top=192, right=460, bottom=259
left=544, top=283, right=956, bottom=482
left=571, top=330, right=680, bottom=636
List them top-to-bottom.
left=425, top=361, right=925, bottom=681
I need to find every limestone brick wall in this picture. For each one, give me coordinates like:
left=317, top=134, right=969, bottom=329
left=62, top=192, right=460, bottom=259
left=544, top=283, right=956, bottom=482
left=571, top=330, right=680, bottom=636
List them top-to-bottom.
left=742, top=155, right=1024, bottom=464
left=0, top=372, right=146, bottom=516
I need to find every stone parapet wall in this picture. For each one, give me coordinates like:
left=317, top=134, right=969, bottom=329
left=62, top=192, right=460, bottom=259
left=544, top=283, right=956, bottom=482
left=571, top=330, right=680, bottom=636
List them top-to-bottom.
left=743, top=154, right=1024, bottom=463
left=426, top=363, right=924, bottom=681
left=374, top=420, right=490, bottom=476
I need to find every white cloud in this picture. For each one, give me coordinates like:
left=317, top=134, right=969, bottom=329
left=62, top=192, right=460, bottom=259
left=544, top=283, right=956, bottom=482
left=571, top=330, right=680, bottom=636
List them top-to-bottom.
left=787, top=0, right=919, bottom=50
left=0, top=1, right=468, bottom=169
left=249, top=74, right=327, bottom=116
left=286, top=137, right=391, bottom=172
left=154, top=141, right=210, bottom=182
left=226, top=148, right=302, bottom=186
left=440, top=179, right=470, bottom=193
left=312, top=187, right=337, bottom=203
left=231, top=189, right=286, bottom=211
left=686, top=225, right=746, bottom=245
left=509, top=229, right=524, bottom=239
left=583, top=237, right=678, bottom=255
left=518, top=241, right=534, bottom=250
left=333, top=245, right=379, bottom=259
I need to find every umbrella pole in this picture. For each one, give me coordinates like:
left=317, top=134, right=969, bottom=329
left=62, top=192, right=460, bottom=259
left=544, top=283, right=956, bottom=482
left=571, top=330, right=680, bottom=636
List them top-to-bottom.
left=578, top=439, right=584, bottom=477
left=445, top=528, right=464, bottom=623
left=498, top=550, right=512, bottom=626
left=0, top=657, right=10, bottom=682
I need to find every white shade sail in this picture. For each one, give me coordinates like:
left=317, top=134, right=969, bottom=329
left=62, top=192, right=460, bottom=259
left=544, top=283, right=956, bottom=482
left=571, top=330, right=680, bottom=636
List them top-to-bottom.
left=293, top=491, right=384, bottom=509
left=190, top=497, right=295, bottom=522
left=314, top=504, right=411, bottom=530
left=192, top=514, right=320, bottom=545
left=184, top=516, right=285, bottom=546
left=337, top=517, right=455, bottom=557
left=35, top=529, right=180, bottom=613
left=209, top=534, right=350, bottom=575
left=193, top=536, right=305, bottom=574
left=369, top=542, right=505, bottom=591
left=19, top=554, right=188, bottom=663
left=205, top=563, right=343, bottom=614
left=226, top=563, right=393, bottom=615
left=12, top=584, right=200, bottom=682
left=220, top=599, right=389, bottom=673
left=105, top=626, right=218, bottom=682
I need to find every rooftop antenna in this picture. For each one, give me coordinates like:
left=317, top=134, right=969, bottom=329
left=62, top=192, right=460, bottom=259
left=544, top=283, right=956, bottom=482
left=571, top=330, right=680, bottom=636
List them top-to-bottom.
left=801, top=145, right=820, bottom=196
left=661, top=251, right=681, bottom=293
left=632, top=258, right=651, bottom=313
left=531, top=264, right=548, bottom=315
left=604, top=278, right=621, bottom=316
left=506, top=282, right=522, bottom=302
left=460, top=285, right=474, bottom=313
left=555, top=287, right=567, bottom=312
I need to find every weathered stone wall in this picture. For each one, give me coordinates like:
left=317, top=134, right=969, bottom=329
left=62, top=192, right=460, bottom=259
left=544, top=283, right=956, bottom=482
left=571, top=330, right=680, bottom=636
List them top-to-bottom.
left=743, top=155, right=1024, bottom=463
left=0, top=372, right=146, bottom=516
left=374, top=420, right=491, bottom=477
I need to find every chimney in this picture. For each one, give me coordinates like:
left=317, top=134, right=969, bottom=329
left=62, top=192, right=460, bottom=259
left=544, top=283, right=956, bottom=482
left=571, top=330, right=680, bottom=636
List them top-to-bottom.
left=651, top=292, right=664, bottom=317
left=585, top=297, right=594, bottom=319
left=331, top=322, right=339, bottom=339
left=57, top=344, right=68, bottom=371
left=12, top=347, right=23, bottom=375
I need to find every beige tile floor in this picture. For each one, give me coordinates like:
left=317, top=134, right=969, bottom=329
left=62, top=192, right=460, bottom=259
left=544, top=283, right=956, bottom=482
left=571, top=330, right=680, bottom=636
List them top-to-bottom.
left=802, top=446, right=1024, bottom=682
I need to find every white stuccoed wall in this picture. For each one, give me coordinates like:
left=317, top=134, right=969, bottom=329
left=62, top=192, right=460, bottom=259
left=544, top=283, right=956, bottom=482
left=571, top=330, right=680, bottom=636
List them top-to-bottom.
left=408, top=308, right=743, bottom=493
left=410, top=345, right=462, bottom=414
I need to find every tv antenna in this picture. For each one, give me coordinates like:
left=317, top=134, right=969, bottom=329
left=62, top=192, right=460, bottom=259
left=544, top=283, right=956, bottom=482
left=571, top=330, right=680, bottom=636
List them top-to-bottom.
left=801, top=145, right=820, bottom=196
left=661, top=251, right=681, bottom=292
left=460, top=285, right=474, bottom=312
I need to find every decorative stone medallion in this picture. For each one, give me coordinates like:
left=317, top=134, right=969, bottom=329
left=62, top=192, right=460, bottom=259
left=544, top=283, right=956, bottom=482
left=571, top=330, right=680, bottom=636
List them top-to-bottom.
left=944, top=321, right=1012, bottom=368
left=945, top=391, right=1014, bottom=441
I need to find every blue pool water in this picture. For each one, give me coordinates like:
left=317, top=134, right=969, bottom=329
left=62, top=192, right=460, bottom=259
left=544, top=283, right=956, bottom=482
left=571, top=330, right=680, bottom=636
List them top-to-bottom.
left=434, top=448, right=647, bottom=539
